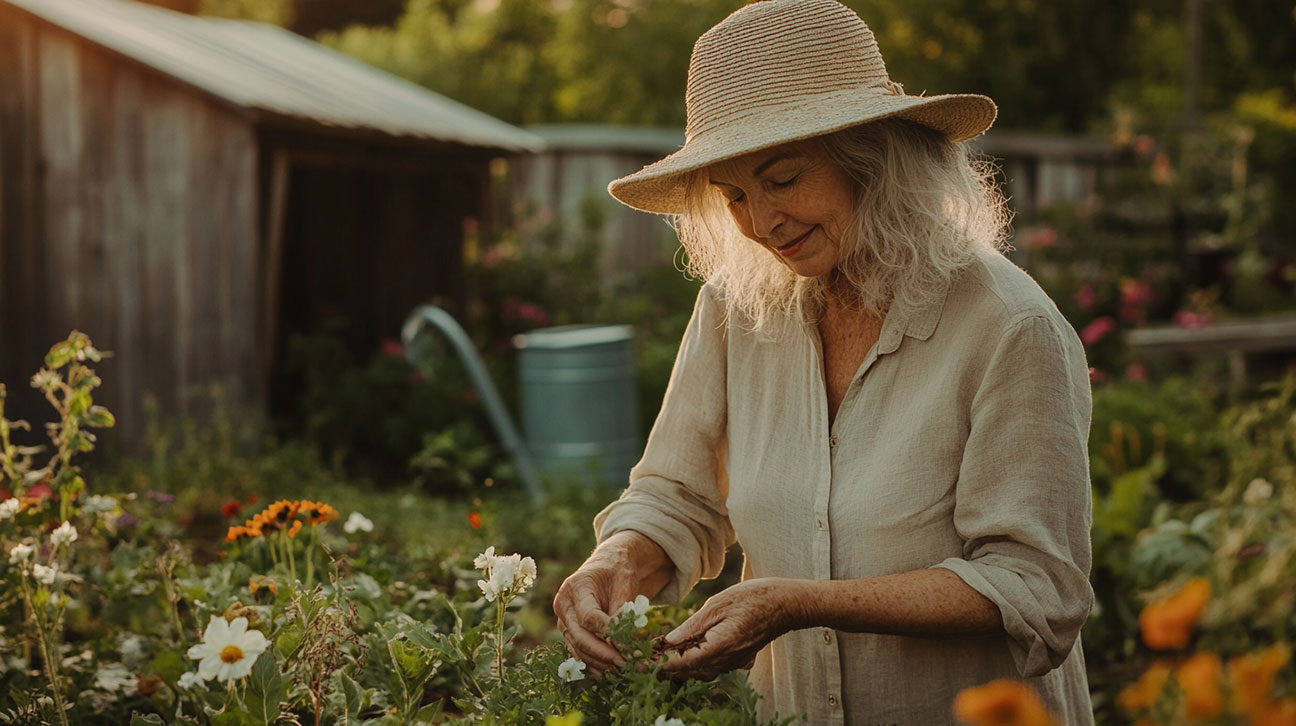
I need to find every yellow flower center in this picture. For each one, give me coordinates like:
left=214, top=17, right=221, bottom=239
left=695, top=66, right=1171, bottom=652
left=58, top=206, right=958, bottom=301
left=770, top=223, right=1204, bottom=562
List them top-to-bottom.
left=219, top=645, right=244, bottom=664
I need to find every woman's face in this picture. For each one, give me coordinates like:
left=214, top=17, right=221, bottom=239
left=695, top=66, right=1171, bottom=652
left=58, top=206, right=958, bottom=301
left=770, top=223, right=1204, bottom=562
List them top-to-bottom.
left=708, top=142, right=858, bottom=279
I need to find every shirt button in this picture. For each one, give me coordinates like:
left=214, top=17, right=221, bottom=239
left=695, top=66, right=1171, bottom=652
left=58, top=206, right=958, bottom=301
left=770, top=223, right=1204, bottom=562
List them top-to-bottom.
left=828, top=435, right=838, bottom=448
left=816, top=518, right=825, bottom=530
left=823, top=628, right=832, bottom=643
left=828, top=694, right=838, bottom=707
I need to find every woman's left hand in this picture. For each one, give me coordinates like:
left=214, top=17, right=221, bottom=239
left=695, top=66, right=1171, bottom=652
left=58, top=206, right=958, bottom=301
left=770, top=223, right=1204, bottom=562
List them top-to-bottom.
left=658, top=578, right=804, bottom=681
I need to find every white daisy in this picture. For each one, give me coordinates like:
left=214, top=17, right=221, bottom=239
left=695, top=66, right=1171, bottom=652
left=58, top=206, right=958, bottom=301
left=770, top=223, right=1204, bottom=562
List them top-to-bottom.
left=0, top=498, right=20, bottom=520
left=186, top=616, right=269, bottom=682
left=557, top=657, right=586, bottom=682
left=94, top=663, right=138, bottom=695
left=177, top=671, right=207, bottom=690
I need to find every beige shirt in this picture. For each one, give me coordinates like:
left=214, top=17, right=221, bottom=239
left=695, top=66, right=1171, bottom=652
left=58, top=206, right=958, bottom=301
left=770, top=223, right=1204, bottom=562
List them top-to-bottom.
left=595, top=249, right=1095, bottom=725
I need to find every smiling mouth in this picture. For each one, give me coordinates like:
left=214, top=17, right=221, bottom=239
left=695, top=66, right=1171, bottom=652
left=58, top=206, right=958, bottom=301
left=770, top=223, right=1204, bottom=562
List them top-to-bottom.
left=776, top=227, right=815, bottom=251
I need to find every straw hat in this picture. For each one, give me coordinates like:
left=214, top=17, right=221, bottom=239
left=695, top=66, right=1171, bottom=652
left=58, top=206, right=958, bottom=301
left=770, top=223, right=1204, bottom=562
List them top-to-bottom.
left=608, top=0, right=997, bottom=214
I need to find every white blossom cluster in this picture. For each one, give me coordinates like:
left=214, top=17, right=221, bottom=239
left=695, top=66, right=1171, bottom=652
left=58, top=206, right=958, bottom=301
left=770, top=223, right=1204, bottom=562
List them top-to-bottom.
left=472, top=546, right=537, bottom=603
left=617, top=595, right=651, bottom=628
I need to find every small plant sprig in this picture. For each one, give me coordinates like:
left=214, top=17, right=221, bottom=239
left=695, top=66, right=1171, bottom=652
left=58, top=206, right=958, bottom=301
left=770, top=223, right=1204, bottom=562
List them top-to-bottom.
left=0, top=331, right=114, bottom=522
left=473, top=546, right=538, bottom=679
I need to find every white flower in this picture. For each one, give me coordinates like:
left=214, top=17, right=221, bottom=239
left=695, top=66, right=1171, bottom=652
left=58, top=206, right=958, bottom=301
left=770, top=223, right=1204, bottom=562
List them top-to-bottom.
left=1244, top=478, right=1275, bottom=506
left=83, top=495, right=118, bottom=514
left=0, top=498, right=19, bottom=520
left=343, top=511, right=373, bottom=534
left=50, top=521, right=77, bottom=547
left=8, top=543, right=34, bottom=565
left=473, top=546, right=497, bottom=569
left=473, top=548, right=536, bottom=602
left=32, top=563, right=57, bottom=585
left=618, top=594, right=651, bottom=628
left=186, top=616, right=269, bottom=682
left=118, top=633, right=147, bottom=667
left=557, top=657, right=586, bottom=682
left=94, top=662, right=139, bottom=695
left=177, top=671, right=207, bottom=690
left=655, top=716, right=687, bottom=726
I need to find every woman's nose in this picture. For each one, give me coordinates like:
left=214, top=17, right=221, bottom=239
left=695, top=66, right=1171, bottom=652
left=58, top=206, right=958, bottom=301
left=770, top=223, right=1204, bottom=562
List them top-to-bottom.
left=747, top=198, right=786, bottom=240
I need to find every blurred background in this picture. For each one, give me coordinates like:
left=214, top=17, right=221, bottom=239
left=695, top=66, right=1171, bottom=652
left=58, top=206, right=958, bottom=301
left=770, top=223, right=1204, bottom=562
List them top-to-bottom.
left=0, top=1, right=1294, bottom=720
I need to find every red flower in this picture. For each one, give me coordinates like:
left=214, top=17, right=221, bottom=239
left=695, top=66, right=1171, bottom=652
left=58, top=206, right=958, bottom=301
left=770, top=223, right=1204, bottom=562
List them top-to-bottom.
left=1074, top=283, right=1097, bottom=312
left=1174, top=310, right=1213, bottom=330
left=380, top=339, right=404, bottom=358
left=1126, top=364, right=1147, bottom=382
left=245, top=494, right=259, bottom=505
left=221, top=500, right=243, bottom=518
left=468, top=512, right=482, bottom=530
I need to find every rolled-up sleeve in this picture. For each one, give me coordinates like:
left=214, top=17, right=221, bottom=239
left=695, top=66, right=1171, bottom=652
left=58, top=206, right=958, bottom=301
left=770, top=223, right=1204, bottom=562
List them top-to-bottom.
left=594, top=283, right=736, bottom=604
left=932, top=313, right=1094, bottom=677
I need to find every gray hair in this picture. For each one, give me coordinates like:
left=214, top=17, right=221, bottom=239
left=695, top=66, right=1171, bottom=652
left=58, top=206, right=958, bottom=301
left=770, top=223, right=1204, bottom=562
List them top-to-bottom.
left=671, top=118, right=1010, bottom=332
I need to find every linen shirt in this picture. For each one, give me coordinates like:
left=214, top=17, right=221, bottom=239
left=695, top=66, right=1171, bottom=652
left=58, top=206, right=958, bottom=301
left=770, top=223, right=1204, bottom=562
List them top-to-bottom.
left=594, top=249, right=1095, bottom=725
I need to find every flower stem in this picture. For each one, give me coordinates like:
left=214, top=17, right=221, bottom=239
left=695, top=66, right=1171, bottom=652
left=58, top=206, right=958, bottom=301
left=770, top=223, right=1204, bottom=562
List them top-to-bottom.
left=21, top=578, right=70, bottom=726
left=495, top=597, right=505, bottom=681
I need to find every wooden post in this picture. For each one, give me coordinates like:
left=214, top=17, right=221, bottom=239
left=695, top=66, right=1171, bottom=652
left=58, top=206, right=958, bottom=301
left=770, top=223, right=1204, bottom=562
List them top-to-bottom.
left=259, top=150, right=290, bottom=399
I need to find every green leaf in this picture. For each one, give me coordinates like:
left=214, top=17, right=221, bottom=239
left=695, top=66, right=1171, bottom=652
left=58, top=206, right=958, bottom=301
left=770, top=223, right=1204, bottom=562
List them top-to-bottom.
left=45, top=343, right=72, bottom=369
left=68, top=389, right=91, bottom=417
left=85, top=405, right=116, bottom=428
left=348, top=573, right=382, bottom=600
left=275, top=621, right=304, bottom=658
left=390, top=639, right=439, bottom=692
left=148, top=650, right=187, bottom=684
left=244, top=651, right=285, bottom=726
left=338, top=671, right=365, bottom=721
left=414, top=701, right=445, bottom=722
left=211, top=711, right=254, bottom=726
left=130, top=714, right=165, bottom=726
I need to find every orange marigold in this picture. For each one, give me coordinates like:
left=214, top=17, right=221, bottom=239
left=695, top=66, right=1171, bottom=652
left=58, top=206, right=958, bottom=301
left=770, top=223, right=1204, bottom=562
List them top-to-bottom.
left=301, top=501, right=338, bottom=525
left=287, top=519, right=303, bottom=538
left=225, top=525, right=248, bottom=543
left=249, top=574, right=278, bottom=596
left=1139, top=578, right=1211, bottom=650
left=1229, top=645, right=1291, bottom=716
left=1176, top=652, right=1223, bottom=719
left=1119, top=662, right=1173, bottom=713
left=953, top=679, right=1058, bottom=726
left=1253, top=700, right=1296, bottom=726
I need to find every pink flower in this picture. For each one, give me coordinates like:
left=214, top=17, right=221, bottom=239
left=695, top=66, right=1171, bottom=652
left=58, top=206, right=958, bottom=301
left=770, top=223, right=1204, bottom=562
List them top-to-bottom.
left=1133, top=134, right=1156, bottom=158
left=1025, top=227, right=1058, bottom=250
left=1074, top=283, right=1097, bottom=312
left=1174, top=310, right=1213, bottom=330
left=1080, top=316, right=1116, bottom=346
left=380, top=339, right=404, bottom=358
left=1126, top=363, right=1147, bottom=382
left=1089, top=367, right=1106, bottom=384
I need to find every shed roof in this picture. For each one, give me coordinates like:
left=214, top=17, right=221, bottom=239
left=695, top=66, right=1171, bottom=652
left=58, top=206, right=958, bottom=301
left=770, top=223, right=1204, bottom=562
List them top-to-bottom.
left=3, top=0, right=544, bottom=153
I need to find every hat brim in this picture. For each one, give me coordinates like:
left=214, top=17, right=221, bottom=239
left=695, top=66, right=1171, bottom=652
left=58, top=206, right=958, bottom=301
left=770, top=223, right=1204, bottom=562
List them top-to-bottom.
left=608, top=87, right=997, bottom=214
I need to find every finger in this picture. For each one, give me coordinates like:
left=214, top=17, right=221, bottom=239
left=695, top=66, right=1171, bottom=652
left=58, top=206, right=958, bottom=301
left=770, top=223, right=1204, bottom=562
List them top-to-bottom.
left=662, top=605, right=721, bottom=647
left=559, top=611, right=625, bottom=671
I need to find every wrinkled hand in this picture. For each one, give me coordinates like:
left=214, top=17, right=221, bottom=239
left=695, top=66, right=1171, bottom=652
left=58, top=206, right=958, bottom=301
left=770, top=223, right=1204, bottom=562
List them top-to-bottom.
left=553, top=533, right=670, bottom=676
left=658, top=578, right=802, bottom=681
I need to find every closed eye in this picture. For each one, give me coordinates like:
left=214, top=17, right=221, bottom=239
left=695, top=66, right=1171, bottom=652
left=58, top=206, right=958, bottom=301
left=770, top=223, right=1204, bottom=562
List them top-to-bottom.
left=770, top=175, right=798, bottom=188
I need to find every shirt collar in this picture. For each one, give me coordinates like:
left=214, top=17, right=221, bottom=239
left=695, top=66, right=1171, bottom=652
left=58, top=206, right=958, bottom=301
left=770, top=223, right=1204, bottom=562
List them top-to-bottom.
left=876, top=275, right=952, bottom=355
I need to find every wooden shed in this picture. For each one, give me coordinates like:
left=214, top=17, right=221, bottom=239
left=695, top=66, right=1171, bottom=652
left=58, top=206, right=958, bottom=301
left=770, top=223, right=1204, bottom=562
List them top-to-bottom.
left=0, top=0, right=543, bottom=449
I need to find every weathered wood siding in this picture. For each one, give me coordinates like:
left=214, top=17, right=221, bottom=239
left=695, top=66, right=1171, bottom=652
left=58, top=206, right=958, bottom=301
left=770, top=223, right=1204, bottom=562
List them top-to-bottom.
left=0, top=8, right=259, bottom=449
left=510, top=151, right=678, bottom=283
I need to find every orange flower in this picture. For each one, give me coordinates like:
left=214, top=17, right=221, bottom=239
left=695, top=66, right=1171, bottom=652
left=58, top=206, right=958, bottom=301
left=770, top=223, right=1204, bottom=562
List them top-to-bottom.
left=220, top=499, right=243, bottom=518
left=301, top=501, right=338, bottom=525
left=468, top=512, right=482, bottom=529
left=287, top=520, right=303, bottom=538
left=225, top=525, right=248, bottom=543
left=248, top=574, right=278, bottom=596
left=1139, top=578, right=1211, bottom=650
left=1229, top=645, right=1290, bottom=716
left=1176, top=652, right=1223, bottom=719
left=1119, top=662, right=1172, bottom=713
left=953, top=679, right=1058, bottom=726
left=1253, top=700, right=1296, bottom=726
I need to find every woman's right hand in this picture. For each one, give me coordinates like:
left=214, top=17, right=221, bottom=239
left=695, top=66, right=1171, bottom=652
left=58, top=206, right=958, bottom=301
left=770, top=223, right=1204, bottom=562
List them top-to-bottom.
left=553, top=530, right=673, bottom=676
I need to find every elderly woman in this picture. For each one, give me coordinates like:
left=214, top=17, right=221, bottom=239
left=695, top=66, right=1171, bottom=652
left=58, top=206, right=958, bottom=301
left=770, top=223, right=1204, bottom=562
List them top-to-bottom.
left=552, top=0, right=1095, bottom=723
